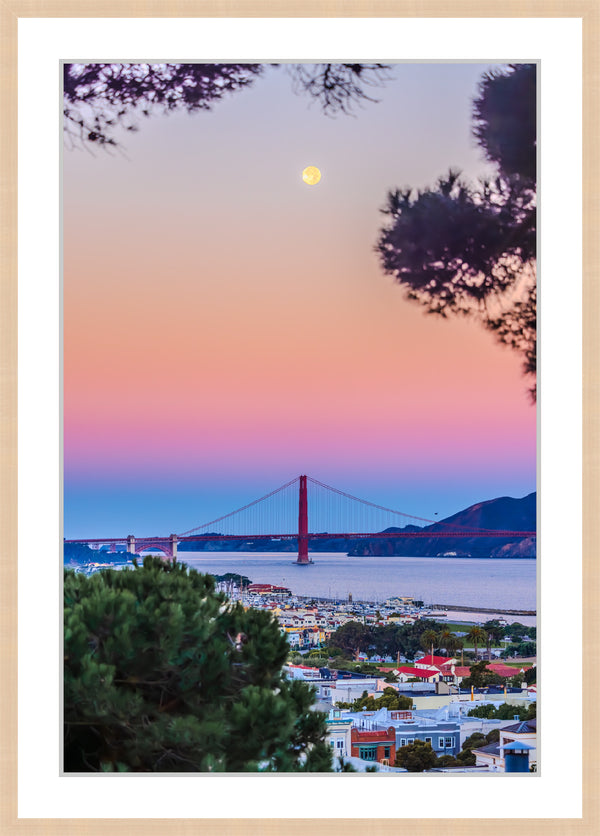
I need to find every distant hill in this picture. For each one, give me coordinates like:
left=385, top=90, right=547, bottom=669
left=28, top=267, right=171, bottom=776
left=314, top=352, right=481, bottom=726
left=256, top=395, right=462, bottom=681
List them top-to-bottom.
left=347, top=492, right=536, bottom=558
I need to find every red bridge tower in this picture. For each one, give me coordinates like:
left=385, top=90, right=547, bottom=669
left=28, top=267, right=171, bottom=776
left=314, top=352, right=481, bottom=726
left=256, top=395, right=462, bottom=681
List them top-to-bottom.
left=296, top=474, right=312, bottom=565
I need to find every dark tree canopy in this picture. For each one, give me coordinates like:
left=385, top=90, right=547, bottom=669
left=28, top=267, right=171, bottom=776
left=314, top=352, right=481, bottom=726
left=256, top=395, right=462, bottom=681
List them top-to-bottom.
left=63, top=62, right=391, bottom=148
left=64, top=63, right=263, bottom=147
left=473, top=63, right=536, bottom=182
left=376, top=64, right=537, bottom=399
left=64, top=557, right=332, bottom=772
left=328, top=618, right=446, bottom=661
left=460, top=660, right=504, bottom=690
left=337, top=687, right=413, bottom=712
left=468, top=701, right=536, bottom=721
left=394, top=739, right=438, bottom=772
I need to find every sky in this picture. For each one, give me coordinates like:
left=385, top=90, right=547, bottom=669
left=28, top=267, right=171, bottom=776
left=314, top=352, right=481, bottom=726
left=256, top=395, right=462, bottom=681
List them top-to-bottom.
left=63, top=62, right=536, bottom=538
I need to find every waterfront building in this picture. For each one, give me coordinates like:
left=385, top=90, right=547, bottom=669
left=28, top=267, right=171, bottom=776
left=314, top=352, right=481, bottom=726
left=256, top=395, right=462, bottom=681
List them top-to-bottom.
left=385, top=597, right=414, bottom=607
left=386, top=613, right=417, bottom=625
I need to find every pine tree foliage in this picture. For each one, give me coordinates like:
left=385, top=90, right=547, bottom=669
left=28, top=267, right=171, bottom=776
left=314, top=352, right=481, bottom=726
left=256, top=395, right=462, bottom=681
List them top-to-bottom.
left=63, top=63, right=391, bottom=149
left=376, top=64, right=536, bottom=399
left=472, top=64, right=536, bottom=181
left=64, top=557, right=332, bottom=772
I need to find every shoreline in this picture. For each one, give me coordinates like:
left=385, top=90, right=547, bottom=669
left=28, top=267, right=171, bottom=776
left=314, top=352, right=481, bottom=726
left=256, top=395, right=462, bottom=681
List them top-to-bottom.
left=296, top=594, right=534, bottom=618
left=428, top=604, right=535, bottom=616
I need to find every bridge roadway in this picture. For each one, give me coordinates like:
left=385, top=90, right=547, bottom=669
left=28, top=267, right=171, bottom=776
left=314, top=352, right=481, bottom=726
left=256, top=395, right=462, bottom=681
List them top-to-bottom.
left=64, top=475, right=536, bottom=562
left=64, top=529, right=536, bottom=547
left=65, top=529, right=537, bottom=546
left=65, top=529, right=536, bottom=562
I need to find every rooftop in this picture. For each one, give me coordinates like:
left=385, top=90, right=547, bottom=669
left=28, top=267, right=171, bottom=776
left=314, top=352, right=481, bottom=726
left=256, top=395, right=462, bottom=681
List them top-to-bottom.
left=415, top=655, right=455, bottom=667
left=501, top=718, right=537, bottom=734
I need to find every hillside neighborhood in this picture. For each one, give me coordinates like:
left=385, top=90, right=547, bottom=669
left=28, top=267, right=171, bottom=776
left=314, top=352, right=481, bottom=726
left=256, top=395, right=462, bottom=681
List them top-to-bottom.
left=66, top=561, right=537, bottom=773
left=239, top=586, right=537, bottom=772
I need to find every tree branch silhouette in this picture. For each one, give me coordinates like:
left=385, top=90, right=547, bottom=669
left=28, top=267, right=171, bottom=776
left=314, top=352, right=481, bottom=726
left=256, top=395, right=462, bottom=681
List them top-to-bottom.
left=63, top=62, right=393, bottom=148
left=376, top=64, right=536, bottom=400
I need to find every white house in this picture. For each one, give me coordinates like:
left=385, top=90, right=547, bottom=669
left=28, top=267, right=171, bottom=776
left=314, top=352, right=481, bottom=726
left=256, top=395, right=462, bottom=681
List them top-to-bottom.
left=325, top=708, right=353, bottom=759
left=473, top=718, right=537, bottom=772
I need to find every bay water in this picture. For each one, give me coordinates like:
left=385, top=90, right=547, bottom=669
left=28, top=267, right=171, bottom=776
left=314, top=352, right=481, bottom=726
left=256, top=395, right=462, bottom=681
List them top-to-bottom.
left=178, top=551, right=536, bottom=620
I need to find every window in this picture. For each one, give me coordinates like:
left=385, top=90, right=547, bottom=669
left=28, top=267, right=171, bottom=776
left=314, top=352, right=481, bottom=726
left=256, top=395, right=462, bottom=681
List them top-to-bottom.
left=425, top=737, right=432, bottom=745
left=438, top=737, right=444, bottom=748
left=445, top=737, right=453, bottom=748
left=400, top=738, right=407, bottom=747
left=336, top=740, right=344, bottom=749
left=359, top=746, right=377, bottom=761
left=384, top=747, right=391, bottom=759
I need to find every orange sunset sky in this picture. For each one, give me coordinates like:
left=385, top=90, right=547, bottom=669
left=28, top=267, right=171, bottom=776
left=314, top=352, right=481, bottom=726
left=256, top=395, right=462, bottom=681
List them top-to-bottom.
left=63, top=63, right=536, bottom=537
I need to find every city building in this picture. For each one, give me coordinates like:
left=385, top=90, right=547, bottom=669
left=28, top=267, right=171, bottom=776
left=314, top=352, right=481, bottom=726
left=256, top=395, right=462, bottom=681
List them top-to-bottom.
left=331, top=677, right=384, bottom=705
left=343, top=707, right=461, bottom=758
left=326, top=709, right=353, bottom=759
left=472, top=717, right=537, bottom=772
left=350, top=726, right=396, bottom=765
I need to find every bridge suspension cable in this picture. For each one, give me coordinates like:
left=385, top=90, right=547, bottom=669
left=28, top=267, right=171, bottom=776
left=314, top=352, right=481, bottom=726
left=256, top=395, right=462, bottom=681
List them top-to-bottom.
left=65, top=474, right=535, bottom=559
left=177, top=476, right=299, bottom=537
left=306, top=476, right=526, bottom=535
left=307, top=476, right=437, bottom=527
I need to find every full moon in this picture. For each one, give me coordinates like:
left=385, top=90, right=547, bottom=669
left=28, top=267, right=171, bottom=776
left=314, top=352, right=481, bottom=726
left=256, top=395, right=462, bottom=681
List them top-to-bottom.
left=302, top=166, right=321, bottom=186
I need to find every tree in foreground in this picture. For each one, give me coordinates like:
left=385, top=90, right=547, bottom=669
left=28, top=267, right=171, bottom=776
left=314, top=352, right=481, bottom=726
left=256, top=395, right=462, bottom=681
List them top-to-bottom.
left=63, top=62, right=392, bottom=149
left=376, top=64, right=536, bottom=399
left=64, top=557, right=332, bottom=772
left=394, top=740, right=438, bottom=772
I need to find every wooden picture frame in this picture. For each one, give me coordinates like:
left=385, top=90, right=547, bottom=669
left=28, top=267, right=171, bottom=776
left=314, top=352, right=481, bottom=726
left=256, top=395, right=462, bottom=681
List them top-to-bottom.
left=1, top=2, right=598, bottom=833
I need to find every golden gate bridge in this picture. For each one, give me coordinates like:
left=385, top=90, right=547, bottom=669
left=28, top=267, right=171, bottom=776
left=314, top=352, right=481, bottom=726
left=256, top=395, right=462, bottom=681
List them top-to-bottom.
left=64, top=475, right=536, bottom=565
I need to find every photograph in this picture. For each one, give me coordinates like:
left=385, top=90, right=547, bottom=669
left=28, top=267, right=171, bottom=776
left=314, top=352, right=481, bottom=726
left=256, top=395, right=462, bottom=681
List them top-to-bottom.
left=62, top=60, right=538, bottom=775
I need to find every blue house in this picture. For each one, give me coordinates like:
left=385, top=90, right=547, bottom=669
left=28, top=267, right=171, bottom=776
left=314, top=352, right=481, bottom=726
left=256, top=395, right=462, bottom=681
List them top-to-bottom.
left=341, top=707, right=460, bottom=758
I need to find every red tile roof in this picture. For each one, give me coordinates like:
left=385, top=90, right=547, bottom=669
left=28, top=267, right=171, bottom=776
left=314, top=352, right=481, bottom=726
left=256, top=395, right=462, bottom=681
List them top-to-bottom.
left=415, top=655, right=454, bottom=667
left=487, top=663, right=528, bottom=679
left=397, top=666, right=439, bottom=679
